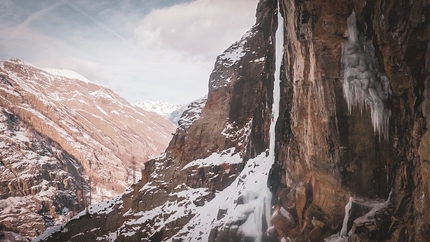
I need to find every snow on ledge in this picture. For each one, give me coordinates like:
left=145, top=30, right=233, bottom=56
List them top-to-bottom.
left=181, top=148, right=241, bottom=170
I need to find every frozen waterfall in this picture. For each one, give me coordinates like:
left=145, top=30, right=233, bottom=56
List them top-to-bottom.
left=254, top=6, right=283, bottom=242
left=341, top=12, right=391, bottom=140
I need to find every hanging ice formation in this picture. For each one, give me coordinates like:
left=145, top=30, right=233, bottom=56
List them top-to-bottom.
left=252, top=5, right=283, bottom=242
left=341, top=12, right=391, bottom=140
left=340, top=197, right=353, bottom=237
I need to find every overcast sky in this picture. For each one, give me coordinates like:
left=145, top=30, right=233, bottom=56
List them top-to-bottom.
left=0, top=0, right=258, bottom=104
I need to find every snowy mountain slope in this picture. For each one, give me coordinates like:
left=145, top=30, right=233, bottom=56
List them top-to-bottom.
left=0, top=59, right=176, bottom=240
left=42, top=68, right=93, bottom=83
left=176, top=96, right=207, bottom=131
left=0, top=106, right=89, bottom=239
left=36, top=149, right=273, bottom=242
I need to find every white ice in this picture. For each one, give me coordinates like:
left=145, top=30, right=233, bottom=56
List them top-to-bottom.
left=239, top=7, right=284, bottom=242
left=341, top=12, right=391, bottom=140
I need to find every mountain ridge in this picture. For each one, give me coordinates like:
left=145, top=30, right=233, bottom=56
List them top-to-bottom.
left=0, top=58, right=176, bottom=240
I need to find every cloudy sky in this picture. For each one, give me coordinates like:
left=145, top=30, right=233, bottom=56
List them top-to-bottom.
left=0, top=0, right=258, bottom=104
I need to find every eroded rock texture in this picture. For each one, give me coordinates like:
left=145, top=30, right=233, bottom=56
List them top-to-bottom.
left=273, top=0, right=429, bottom=241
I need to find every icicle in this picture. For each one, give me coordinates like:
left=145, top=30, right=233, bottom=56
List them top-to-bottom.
left=341, top=12, right=391, bottom=140
left=386, top=189, right=392, bottom=203
left=340, top=197, right=353, bottom=237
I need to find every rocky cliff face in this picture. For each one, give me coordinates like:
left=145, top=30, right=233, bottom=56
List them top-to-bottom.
left=34, top=0, right=429, bottom=241
left=273, top=0, right=429, bottom=241
left=0, top=59, right=175, bottom=240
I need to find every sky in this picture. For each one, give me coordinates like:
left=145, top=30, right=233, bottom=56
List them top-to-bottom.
left=0, top=0, right=259, bottom=104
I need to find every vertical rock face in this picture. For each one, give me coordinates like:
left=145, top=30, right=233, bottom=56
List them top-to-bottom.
left=168, top=0, right=277, bottom=164
left=274, top=0, right=429, bottom=241
left=0, top=59, right=175, bottom=240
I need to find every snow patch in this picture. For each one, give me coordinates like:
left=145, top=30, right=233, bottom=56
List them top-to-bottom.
left=217, top=27, right=256, bottom=67
left=177, top=96, right=207, bottom=131
left=221, top=119, right=252, bottom=148
left=181, top=148, right=242, bottom=170
left=169, top=152, right=271, bottom=241
left=72, top=194, right=123, bottom=219
left=33, top=225, right=65, bottom=242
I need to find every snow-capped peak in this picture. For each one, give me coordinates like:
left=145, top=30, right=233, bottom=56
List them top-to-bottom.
left=1, top=59, right=93, bottom=84
left=42, top=68, right=93, bottom=83
left=134, top=100, right=183, bottom=118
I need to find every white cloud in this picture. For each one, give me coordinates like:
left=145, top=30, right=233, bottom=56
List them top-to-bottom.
left=0, top=0, right=260, bottom=105
left=135, top=0, right=258, bottom=60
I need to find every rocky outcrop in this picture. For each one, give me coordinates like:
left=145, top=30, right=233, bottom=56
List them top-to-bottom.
left=273, top=0, right=429, bottom=241
left=0, top=60, right=175, bottom=240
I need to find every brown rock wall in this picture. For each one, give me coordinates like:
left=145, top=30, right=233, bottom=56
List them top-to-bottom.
left=274, top=0, right=429, bottom=241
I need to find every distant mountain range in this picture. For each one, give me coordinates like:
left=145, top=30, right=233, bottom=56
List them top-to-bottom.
left=134, top=100, right=186, bottom=125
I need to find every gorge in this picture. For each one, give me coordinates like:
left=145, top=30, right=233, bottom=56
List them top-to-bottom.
left=29, top=0, right=430, bottom=241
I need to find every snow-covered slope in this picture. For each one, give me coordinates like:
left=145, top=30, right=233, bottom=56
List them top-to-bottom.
left=0, top=59, right=176, bottom=240
left=42, top=68, right=93, bottom=83
left=0, top=106, right=88, bottom=239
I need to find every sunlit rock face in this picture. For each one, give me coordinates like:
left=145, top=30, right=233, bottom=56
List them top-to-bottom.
left=273, top=0, right=429, bottom=241
left=0, top=59, right=175, bottom=240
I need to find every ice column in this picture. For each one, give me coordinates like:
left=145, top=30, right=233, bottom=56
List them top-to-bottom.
left=256, top=6, right=284, bottom=242
left=341, top=12, right=391, bottom=140
left=340, top=197, right=353, bottom=237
